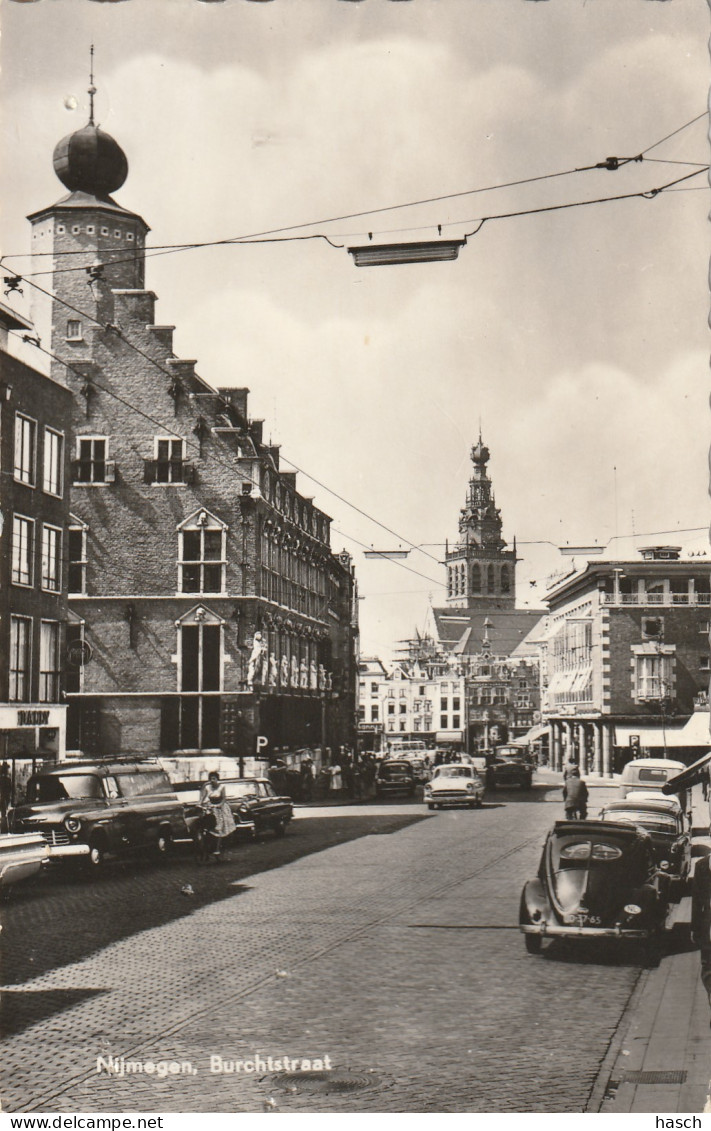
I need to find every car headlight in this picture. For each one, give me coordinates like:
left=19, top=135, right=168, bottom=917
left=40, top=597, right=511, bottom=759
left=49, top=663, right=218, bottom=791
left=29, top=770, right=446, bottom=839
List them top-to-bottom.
left=466, top=783, right=475, bottom=792
left=238, top=805, right=250, bottom=817
left=64, top=816, right=82, bottom=834
left=623, top=904, right=642, bottom=916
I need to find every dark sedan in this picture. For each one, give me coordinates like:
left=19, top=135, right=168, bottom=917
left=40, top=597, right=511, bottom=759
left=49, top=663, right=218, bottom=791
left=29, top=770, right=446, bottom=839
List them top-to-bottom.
left=374, top=760, right=416, bottom=799
left=175, top=777, right=293, bottom=838
left=598, top=797, right=691, bottom=899
left=519, top=819, right=669, bottom=956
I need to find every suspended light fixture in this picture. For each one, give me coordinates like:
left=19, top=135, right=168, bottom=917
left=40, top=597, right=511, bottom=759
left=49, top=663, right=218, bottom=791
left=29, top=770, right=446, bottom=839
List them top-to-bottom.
left=348, top=237, right=468, bottom=267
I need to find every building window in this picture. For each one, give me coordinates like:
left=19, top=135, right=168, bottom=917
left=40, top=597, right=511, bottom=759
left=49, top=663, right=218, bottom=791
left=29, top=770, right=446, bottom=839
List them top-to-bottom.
left=66, top=320, right=82, bottom=341
left=14, top=414, right=36, bottom=486
left=43, top=428, right=64, bottom=495
left=75, top=437, right=108, bottom=483
left=155, top=438, right=185, bottom=484
left=12, top=515, right=34, bottom=586
left=68, top=523, right=88, bottom=594
left=179, top=524, right=226, bottom=593
left=41, top=525, right=62, bottom=592
left=471, top=563, right=481, bottom=593
left=487, top=564, right=495, bottom=593
left=501, top=565, right=510, bottom=593
left=9, top=616, right=32, bottom=701
left=642, top=617, right=664, bottom=640
left=39, top=621, right=60, bottom=702
left=179, top=622, right=221, bottom=750
left=64, top=623, right=85, bottom=694
left=635, top=654, right=672, bottom=700
left=700, top=656, right=711, bottom=672
left=371, top=682, right=378, bottom=695
left=419, top=686, right=425, bottom=696
left=399, top=688, right=406, bottom=698
left=453, top=697, right=460, bottom=711
left=440, top=698, right=448, bottom=712
left=388, top=702, right=395, bottom=715
left=399, top=702, right=407, bottom=714
left=370, top=705, right=379, bottom=722
left=440, top=714, right=448, bottom=728
left=452, top=715, right=460, bottom=729
left=413, top=718, right=421, bottom=731
left=387, top=720, right=395, bottom=732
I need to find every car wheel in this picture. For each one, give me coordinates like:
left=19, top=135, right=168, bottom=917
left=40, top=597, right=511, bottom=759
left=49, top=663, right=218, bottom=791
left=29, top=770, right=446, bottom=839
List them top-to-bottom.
left=476, top=796, right=484, bottom=808
left=427, top=803, right=435, bottom=810
left=273, top=818, right=287, bottom=838
left=156, top=829, right=172, bottom=856
left=88, top=840, right=105, bottom=868
left=524, top=932, right=542, bottom=955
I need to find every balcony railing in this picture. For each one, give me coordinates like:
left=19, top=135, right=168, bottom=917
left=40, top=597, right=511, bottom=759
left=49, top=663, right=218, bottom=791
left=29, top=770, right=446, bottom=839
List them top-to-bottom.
left=602, top=591, right=709, bottom=607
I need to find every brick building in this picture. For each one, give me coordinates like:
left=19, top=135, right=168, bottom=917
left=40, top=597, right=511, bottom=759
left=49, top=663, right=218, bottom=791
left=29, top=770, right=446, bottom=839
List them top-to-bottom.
left=23, top=107, right=358, bottom=770
left=0, top=301, right=72, bottom=784
left=542, top=545, right=710, bottom=775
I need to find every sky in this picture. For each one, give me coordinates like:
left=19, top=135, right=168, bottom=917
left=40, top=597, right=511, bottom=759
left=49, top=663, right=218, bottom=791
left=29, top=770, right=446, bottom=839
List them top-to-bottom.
left=1, top=0, right=709, bottom=662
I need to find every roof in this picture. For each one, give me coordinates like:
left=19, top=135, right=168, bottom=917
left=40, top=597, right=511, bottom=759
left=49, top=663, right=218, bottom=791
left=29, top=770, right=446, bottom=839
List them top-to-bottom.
left=431, top=607, right=544, bottom=658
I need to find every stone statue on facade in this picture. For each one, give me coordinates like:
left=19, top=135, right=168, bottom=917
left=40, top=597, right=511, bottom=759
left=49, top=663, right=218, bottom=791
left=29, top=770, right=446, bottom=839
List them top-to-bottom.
left=247, top=632, right=267, bottom=686
left=268, top=653, right=278, bottom=689
left=280, top=653, right=289, bottom=688
left=290, top=655, right=299, bottom=688
left=300, top=658, right=309, bottom=689
left=310, top=659, right=318, bottom=690
left=318, top=664, right=326, bottom=691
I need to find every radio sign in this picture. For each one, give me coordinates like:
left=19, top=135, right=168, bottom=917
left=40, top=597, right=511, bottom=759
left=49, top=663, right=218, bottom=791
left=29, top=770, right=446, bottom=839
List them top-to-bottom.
left=17, top=710, right=50, bottom=727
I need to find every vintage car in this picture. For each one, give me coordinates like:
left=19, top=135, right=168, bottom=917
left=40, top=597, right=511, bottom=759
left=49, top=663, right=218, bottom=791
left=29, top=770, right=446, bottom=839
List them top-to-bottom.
left=486, top=744, right=533, bottom=791
left=406, top=758, right=432, bottom=784
left=618, top=758, right=686, bottom=801
left=7, top=759, right=194, bottom=867
left=374, top=760, right=416, bottom=798
left=423, top=764, right=485, bottom=809
left=173, top=777, right=293, bottom=838
left=598, top=796, right=692, bottom=898
left=519, top=819, right=669, bottom=955
left=0, top=831, right=49, bottom=888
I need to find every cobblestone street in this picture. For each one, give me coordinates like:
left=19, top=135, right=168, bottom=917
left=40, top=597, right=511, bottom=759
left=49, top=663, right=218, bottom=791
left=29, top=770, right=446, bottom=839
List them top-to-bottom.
left=0, top=778, right=692, bottom=1113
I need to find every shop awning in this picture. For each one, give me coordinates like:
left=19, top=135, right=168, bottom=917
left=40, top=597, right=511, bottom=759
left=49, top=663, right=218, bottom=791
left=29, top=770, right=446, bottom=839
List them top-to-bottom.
left=615, top=712, right=710, bottom=749
left=519, top=722, right=549, bottom=743
left=436, top=730, right=464, bottom=744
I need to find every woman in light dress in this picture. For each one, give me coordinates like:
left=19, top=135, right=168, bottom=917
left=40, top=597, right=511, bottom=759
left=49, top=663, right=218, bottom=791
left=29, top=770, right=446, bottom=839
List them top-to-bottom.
left=199, top=771, right=236, bottom=861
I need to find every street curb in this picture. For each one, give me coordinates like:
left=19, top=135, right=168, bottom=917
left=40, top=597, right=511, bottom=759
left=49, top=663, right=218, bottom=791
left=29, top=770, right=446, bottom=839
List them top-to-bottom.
left=585, top=966, right=650, bottom=1112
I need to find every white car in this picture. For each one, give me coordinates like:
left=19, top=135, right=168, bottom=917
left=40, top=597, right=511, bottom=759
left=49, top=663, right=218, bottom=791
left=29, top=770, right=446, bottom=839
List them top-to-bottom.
left=618, top=758, right=686, bottom=799
left=423, top=764, right=485, bottom=810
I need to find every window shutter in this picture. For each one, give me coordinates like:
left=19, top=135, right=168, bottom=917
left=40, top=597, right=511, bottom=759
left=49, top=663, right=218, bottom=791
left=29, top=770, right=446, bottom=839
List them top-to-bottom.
left=143, top=459, right=156, bottom=484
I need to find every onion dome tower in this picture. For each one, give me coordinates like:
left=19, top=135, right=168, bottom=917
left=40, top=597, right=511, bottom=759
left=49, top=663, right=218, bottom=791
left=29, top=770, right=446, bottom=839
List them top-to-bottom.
left=27, top=50, right=150, bottom=370
left=445, top=432, right=518, bottom=609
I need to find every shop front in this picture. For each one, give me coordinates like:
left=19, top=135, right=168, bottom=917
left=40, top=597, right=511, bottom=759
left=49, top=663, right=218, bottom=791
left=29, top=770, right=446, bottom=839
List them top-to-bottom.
left=0, top=703, right=67, bottom=806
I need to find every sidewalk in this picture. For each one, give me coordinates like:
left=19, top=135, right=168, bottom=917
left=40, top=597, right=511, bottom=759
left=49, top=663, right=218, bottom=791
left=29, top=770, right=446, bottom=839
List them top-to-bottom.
left=593, top=790, right=711, bottom=1113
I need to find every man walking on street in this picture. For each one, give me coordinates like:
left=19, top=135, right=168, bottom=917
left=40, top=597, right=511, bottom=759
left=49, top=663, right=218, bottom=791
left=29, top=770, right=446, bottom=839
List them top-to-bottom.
left=563, top=767, right=588, bottom=820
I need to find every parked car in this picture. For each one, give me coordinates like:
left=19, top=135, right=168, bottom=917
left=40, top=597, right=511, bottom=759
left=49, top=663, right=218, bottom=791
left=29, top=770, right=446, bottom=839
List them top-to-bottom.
left=487, top=744, right=533, bottom=791
left=406, top=758, right=431, bottom=784
left=618, top=758, right=687, bottom=801
left=7, top=759, right=193, bottom=868
left=374, top=760, right=416, bottom=798
left=423, top=764, right=485, bottom=809
left=174, top=778, right=293, bottom=838
left=598, top=796, right=692, bottom=898
left=519, top=819, right=670, bottom=955
left=0, top=831, right=49, bottom=888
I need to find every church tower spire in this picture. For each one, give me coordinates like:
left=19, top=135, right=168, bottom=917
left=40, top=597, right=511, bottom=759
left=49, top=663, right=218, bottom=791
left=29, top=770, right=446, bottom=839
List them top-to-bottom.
left=445, top=435, right=517, bottom=609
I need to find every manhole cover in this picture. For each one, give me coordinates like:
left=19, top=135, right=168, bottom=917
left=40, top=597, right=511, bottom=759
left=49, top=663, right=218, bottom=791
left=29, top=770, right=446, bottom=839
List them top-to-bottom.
left=262, top=1069, right=378, bottom=1095
left=622, top=1070, right=687, bottom=1085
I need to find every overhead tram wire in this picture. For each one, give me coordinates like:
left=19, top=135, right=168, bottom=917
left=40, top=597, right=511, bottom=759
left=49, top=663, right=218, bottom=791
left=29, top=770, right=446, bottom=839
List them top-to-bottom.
left=4, top=106, right=707, bottom=275
left=1, top=163, right=706, bottom=567
left=10, top=331, right=447, bottom=589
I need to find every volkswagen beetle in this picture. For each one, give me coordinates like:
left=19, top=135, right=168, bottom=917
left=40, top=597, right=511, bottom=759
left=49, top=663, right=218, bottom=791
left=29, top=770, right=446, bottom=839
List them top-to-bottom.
left=519, top=819, right=668, bottom=955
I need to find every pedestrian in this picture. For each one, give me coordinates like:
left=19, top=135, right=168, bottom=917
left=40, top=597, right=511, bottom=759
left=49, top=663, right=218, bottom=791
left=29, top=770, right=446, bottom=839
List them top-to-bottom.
left=300, top=755, right=314, bottom=802
left=563, top=758, right=579, bottom=781
left=0, top=761, right=12, bottom=822
left=563, top=767, right=588, bottom=820
left=199, top=772, right=236, bottom=861
left=691, top=854, right=711, bottom=1023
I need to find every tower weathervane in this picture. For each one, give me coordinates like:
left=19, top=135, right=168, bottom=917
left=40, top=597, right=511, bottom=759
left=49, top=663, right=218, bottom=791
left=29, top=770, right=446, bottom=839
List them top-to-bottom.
left=88, top=44, right=96, bottom=126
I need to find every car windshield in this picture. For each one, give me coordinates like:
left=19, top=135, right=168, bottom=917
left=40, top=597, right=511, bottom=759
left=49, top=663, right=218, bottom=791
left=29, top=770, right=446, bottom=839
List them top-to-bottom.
left=380, top=764, right=411, bottom=777
left=435, top=767, right=472, bottom=779
left=115, top=771, right=173, bottom=797
left=26, top=774, right=103, bottom=802
left=224, top=781, right=261, bottom=799
left=604, top=810, right=677, bottom=835
left=550, top=830, right=642, bottom=873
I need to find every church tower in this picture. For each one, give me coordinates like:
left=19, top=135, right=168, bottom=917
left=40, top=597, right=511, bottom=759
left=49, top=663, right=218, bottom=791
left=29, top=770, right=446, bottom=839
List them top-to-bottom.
left=445, top=435, right=517, bottom=609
